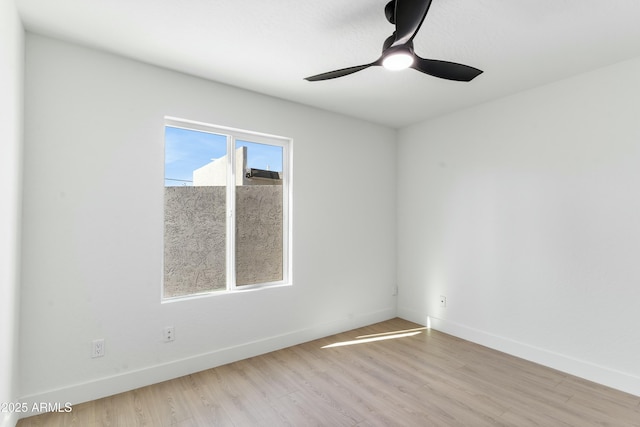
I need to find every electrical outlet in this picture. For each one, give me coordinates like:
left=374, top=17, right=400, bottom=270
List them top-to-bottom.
left=392, top=285, right=398, bottom=296
left=439, top=296, right=447, bottom=308
left=164, top=326, right=175, bottom=342
left=92, top=339, right=105, bottom=358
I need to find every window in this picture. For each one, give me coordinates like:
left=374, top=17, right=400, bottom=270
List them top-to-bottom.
left=163, top=117, right=291, bottom=299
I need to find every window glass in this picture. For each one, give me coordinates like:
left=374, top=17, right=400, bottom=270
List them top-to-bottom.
left=163, top=120, right=291, bottom=299
left=164, top=126, right=228, bottom=298
left=235, top=141, right=284, bottom=286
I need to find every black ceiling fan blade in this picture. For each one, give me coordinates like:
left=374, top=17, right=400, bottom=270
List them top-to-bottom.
left=392, top=0, right=433, bottom=47
left=412, top=56, right=483, bottom=82
left=305, top=62, right=379, bottom=81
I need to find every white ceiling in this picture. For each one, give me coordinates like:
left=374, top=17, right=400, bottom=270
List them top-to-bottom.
left=16, top=0, right=640, bottom=128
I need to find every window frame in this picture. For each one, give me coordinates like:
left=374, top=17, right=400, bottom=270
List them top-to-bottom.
left=163, top=117, right=292, bottom=300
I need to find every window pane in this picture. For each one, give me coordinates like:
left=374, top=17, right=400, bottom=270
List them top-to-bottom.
left=164, top=127, right=228, bottom=297
left=235, top=140, right=284, bottom=286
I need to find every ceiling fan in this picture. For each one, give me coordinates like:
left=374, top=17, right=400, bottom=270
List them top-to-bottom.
left=305, top=0, right=482, bottom=82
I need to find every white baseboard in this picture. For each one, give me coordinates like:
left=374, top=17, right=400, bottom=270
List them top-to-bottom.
left=397, top=306, right=429, bottom=328
left=398, top=307, right=640, bottom=397
left=18, top=308, right=396, bottom=418
left=0, top=412, right=19, bottom=427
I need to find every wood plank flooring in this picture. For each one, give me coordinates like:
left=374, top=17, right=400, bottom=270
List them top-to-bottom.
left=17, top=318, right=640, bottom=426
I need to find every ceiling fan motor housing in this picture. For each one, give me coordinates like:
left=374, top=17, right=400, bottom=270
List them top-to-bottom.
left=385, top=0, right=396, bottom=24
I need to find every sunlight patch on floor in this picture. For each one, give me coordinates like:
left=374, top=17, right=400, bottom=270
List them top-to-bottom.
left=322, top=328, right=426, bottom=348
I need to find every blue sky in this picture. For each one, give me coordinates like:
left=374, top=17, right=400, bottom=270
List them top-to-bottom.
left=165, top=126, right=283, bottom=186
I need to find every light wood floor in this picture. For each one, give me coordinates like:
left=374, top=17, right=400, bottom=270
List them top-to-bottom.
left=18, top=318, right=640, bottom=426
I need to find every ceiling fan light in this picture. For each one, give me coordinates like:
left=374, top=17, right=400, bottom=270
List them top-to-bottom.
left=382, top=52, right=414, bottom=71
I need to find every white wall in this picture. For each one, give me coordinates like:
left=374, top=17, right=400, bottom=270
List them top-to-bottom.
left=0, top=0, right=23, bottom=426
left=20, top=34, right=397, bottom=409
left=397, top=56, right=640, bottom=396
